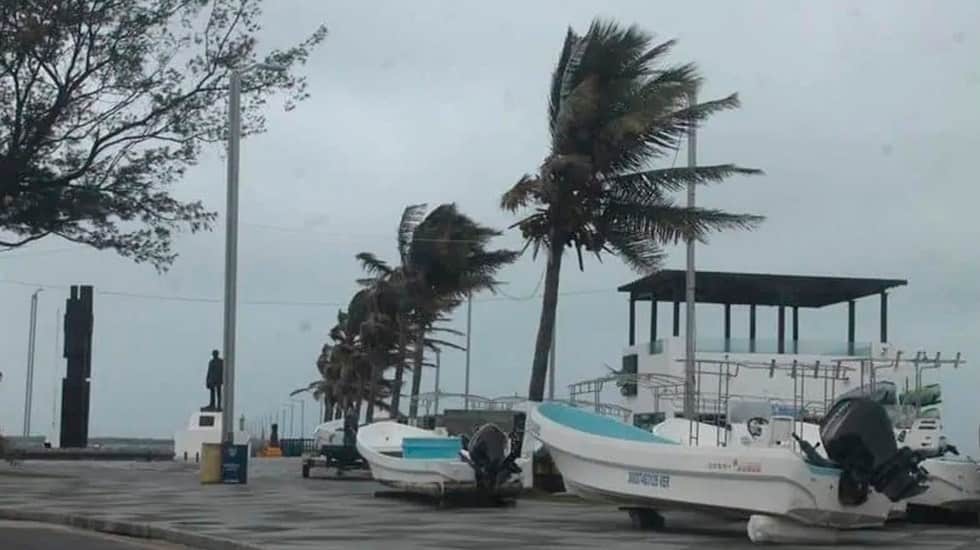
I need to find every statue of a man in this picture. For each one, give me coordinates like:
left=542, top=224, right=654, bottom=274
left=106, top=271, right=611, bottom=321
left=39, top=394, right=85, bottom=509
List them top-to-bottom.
left=206, top=350, right=223, bottom=410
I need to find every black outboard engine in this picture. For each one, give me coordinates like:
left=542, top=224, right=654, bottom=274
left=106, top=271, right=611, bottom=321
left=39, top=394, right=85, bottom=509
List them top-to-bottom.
left=820, top=397, right=928, bottom=503
left=460, top=423, right=522, bottom=494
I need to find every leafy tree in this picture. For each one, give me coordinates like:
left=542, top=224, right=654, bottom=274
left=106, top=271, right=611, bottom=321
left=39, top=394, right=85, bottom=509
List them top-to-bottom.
left=0, top=0, right=327, bottom=269
left=501, top=19, right=763, bottom=401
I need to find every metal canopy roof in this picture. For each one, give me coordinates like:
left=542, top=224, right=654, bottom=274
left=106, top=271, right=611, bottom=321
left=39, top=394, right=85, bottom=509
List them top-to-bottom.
left=618, top=270, right=907, bottom=308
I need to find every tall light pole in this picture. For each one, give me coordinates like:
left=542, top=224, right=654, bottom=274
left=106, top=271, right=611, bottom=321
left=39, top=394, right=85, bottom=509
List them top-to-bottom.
left=221, top=62, right=286, bottom=444
left=683, top=89, right=698, bottom=420
left=22, top=288, right=42, bottom=436
left=464, top=292, right=472, bottom=410
left=548, top=304, right=557, bottom=401
left=50, top=307, right=61, bottom=444
left=433, top=348, right=441, bottom=416
left=291, top=398, right=305, bottom=438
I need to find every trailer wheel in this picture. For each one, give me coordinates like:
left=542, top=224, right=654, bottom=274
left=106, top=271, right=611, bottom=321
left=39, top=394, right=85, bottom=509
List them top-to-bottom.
left=623, top=507, right=665, bottom=530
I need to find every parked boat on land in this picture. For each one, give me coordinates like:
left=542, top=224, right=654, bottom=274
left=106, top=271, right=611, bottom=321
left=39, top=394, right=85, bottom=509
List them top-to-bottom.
left=529, top=399, right=927, bottom=541
left=654, top=403, right=980, bottom=519
left=357, top=421, right=526, bottom=502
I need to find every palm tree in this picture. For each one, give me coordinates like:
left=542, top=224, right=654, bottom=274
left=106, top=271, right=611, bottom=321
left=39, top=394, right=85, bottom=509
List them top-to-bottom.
left=501, top=19, right=764, bottom=402
left=357, top=203, right=518, bottom=420
left=355, top=204, right=427, bottom=417
left=404, top=204, right=519, bottom=419
left=346, top=286, right=400, bottom=423
left=294, top=304, right=396, bottom=423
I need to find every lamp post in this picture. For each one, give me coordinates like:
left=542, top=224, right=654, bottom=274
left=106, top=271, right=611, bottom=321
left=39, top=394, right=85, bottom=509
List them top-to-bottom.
left=221, top=62, right=286, bottom=444
left=683, top=89, right=698, bottom=420
left=23, top=288, right=42, bottom=436
left=464, top=292, right=471, bottom=410
left=433, top=348, right=441, bottom=416
left=292, top=398, right=305, bottom=439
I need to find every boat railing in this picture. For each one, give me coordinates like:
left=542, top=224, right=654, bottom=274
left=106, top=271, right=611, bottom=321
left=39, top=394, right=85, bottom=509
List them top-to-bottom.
left=669, top=351, right=964, bottom=446
left=661, top=356, right=857, bottom=446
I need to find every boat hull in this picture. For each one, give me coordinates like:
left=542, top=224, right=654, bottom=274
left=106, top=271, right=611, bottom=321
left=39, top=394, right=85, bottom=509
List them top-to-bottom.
left=530, top=405, right=891, bottom=529
left=357, top=421, right=526, bottom=499
left=910, top=457, right=980, bottom=511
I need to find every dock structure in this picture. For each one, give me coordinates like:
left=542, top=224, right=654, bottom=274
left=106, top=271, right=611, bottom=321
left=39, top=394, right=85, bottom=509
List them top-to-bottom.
left=609, top=270, right=914, bottom=424
left=618, top=270, right=906, bottom=354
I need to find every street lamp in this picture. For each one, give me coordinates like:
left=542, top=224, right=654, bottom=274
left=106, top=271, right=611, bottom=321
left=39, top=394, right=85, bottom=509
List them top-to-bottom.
left=221, top=61, right=286, bottom=444
left=23, top=288, right=42, bottom=436
left=291, top=398, right=305, bottom=440
left=285, top=402, right=295, bottom=439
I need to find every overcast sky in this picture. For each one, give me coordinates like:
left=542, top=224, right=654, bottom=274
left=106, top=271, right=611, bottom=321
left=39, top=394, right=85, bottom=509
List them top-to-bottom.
left=2, top=0, right=978, bottom=449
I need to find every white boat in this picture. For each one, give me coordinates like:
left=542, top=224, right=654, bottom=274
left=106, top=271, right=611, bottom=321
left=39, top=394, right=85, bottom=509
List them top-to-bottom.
left=529, top=401, right=927, bottom=539
left=652, top=409, right=980, bottom=517
left=898, top=418, right=980, bottom=514
left=312, top=419, right=346, bottom=448
left=356, top=421, right=527, bottom=501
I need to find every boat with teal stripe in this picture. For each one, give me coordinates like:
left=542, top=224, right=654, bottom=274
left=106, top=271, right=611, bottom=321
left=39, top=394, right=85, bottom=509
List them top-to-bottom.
left=529, top=400, right=925, bottom=541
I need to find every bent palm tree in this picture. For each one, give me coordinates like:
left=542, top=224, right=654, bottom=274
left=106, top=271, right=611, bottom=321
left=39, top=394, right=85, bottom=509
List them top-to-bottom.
left=502, top=19, right=764, bottom=402
left=357, top=203, right=517, bottom=420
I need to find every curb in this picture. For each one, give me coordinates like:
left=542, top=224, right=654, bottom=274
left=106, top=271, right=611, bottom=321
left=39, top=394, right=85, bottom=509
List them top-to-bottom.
left=0, top=508, right=264, bottom=550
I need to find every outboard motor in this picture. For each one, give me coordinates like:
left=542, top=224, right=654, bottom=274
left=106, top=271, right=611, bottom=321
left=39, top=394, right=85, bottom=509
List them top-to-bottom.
left=819, top=397, right=928, bottom=503
left=459, top=423, right=522, bottom=494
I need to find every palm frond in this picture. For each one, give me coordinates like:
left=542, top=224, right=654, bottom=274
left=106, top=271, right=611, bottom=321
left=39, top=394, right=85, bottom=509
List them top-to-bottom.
left=578, top=19, right=653, bottom=83
left=549, top=27, right=580, bottom=137
left=629, top=38, right=676, bottom=74
left=619, top=93, right=742, bottom=168
left=608, top=164, right=763, bottom=201
left=500, top=174, right=543, bottom=212
left=607, top=201, right=764, bottom=244
left=398, top=203, right=428, bottom=264
left=605, top=231, right=666, bottom=272
left=355, top=252, right=392, bottom=277
left=426, top=326, right=466, bottom=337
left=423, top=338, right=467, bottom=352
left=290, top=380, right=322, bottom=397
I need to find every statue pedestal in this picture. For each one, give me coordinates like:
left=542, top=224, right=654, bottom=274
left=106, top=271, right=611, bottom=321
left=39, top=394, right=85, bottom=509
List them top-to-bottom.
left=173, top=409, right=248, bottom=463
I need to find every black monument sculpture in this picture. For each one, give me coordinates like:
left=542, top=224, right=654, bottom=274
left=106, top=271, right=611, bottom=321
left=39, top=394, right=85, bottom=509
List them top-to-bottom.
left=60, top=285, right=94, bottom=448
left=204, top=350, right=223, bottom=411
left=269, top=423, right=280, bottom=448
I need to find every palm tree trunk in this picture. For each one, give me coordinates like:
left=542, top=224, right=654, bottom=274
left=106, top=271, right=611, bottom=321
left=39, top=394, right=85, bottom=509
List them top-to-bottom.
left=528, top=240, right=564, bottom=401
left=389, top=314, right=407, bottom=419
left=407, top=324, right=426, bottom=420
left=365, top=355, right=379, bottom=424
left=323, top=397, right=333, bottom=421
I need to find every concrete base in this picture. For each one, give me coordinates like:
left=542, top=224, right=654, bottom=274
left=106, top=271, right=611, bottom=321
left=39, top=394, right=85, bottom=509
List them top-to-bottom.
left=7, top=448, right=173, bottom=461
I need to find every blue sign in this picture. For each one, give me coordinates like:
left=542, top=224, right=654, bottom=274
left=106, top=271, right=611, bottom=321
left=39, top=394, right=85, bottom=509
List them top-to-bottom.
left=771, top=404, right=802, bottom=418
left=221, top=443, right=248, bottom=484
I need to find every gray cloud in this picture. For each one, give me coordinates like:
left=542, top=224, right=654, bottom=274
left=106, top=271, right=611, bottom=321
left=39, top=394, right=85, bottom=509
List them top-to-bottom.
left=2, top=0, right=978, bottom=449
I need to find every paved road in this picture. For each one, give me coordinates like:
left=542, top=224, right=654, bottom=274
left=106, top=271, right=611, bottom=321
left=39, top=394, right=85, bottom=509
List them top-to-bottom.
left=2, top=459, right=980, bottom=549
left=0, top=521, right=185, bottom=549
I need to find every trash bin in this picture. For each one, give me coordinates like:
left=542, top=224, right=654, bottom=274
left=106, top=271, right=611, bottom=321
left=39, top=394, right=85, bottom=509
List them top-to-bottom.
left=200, top=443, right=222, bottom=484
left=221, top=443, right=248, bottom=484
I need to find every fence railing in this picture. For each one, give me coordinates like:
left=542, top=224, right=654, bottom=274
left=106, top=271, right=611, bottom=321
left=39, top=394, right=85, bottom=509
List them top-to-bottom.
left=277, top=438, right=317, bottom=457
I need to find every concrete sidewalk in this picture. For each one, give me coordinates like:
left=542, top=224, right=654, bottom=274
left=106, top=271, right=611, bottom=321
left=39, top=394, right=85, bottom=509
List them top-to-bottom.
left=1, top=459, right=978, bottom=549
